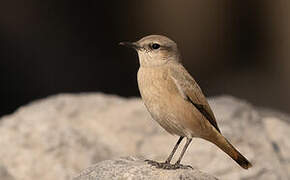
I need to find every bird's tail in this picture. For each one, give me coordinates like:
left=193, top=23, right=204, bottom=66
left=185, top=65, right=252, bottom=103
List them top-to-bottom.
left=206, top=131, right=252, bottom=169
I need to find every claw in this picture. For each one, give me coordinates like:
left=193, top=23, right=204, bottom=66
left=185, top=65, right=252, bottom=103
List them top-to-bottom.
left=145, top=159, right=192, bottom=170
left=174, top=163, right=193, bottom=169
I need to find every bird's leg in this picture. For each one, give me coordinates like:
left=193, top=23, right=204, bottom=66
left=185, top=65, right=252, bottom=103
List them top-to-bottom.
left=145, top=136, right=184, bottom=169
left=146, top=136, right=192, bottom=170
left=165, top=136, right=184, bottom=164
left=174, top=138, right=193, bottom=169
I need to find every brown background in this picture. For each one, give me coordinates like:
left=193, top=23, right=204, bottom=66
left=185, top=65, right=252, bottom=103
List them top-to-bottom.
left=0, top=0, right=289, bottom=116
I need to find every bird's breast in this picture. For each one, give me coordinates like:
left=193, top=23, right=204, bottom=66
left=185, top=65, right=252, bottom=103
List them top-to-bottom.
left=137, top=66, right=205, bottom=138
left=137, top=67, right=177, bottom=102
left=137, top=67, right=189, bottom=136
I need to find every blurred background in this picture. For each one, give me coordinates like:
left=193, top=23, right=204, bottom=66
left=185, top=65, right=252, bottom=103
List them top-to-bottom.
left=0, top=0, right=289, bottom=116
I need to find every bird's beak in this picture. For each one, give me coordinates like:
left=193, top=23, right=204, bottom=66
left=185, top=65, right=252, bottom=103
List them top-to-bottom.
left=119, top=41, right=141, bottom=50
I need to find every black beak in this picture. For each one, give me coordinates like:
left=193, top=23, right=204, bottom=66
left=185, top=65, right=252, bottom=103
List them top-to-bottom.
left=119, top=41, right=140, bottom=50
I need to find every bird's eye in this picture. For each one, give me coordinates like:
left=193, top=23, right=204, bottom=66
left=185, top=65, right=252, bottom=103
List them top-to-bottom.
left=151, top=43, right=160, bottom=50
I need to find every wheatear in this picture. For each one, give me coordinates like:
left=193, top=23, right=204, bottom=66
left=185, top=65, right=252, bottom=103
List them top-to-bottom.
left=120, top=35, right=252, bottom=170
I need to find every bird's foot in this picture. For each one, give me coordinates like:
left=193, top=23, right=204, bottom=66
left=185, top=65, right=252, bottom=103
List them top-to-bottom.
left=145, top=159, right=192, bottom=170
left=173, top=163, right=193, bottom=169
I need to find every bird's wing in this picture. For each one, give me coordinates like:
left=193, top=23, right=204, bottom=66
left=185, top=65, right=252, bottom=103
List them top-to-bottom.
left=169, top=64, right=221, bottom=133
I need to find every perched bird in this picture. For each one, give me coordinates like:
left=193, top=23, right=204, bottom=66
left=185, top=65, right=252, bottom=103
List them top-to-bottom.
left=120, top=35, right=252, bottom=170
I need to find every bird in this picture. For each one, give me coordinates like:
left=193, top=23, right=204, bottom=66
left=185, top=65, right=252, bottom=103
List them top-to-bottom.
left=120, top=35, right=252, bottom=170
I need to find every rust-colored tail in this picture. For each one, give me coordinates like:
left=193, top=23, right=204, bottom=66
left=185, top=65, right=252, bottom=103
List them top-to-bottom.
left=206, top=132, right=252, bottom=169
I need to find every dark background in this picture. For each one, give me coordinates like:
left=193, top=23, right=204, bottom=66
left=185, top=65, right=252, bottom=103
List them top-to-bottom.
left=0, top=0, right=289, bottom=116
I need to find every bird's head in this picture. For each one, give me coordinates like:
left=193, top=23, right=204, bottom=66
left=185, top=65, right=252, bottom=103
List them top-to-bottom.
left=120, top=35, right=181, bottom=67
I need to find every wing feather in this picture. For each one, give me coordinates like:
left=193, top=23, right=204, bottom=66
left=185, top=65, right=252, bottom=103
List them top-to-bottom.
left=169, top=64, right=221, bottom=133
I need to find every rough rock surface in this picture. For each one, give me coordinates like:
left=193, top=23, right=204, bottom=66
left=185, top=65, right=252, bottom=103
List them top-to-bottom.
left=0, top=93, right=289, bottom=180
left=73, top=156, right=218, bottom=180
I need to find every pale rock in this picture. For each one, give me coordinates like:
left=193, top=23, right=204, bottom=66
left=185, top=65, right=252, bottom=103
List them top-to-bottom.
left=0, top=93, right=288, bottom=180
left=73, top=156, right=218, bottom=180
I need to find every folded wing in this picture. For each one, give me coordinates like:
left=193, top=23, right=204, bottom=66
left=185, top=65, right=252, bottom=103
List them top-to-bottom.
left=169, top=64, right=221, bottom=133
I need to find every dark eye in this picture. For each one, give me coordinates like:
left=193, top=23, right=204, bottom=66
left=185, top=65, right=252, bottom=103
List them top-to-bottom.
left=151, top=43, right=160, bottom=50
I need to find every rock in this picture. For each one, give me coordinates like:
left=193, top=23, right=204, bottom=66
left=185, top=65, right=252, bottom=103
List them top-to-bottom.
left=0, top=93, right=289, bottom=180
left=73, top=156, right=218, bottom=180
